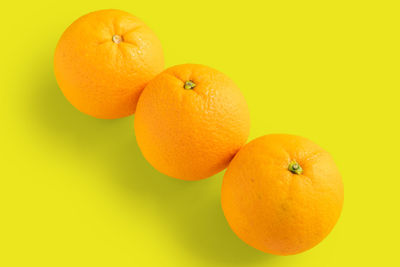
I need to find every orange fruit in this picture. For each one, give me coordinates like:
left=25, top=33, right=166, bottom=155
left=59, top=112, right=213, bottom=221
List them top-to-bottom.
left=54, top=9, right=164, bottom=119
left=134, top=64, right=250, bottom=180
left=221, top=134, right=344, bottom=255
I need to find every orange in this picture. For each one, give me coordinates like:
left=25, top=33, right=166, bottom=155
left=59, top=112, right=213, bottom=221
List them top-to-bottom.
left=54, top=9, right=164, bottom=119
left=134, top=64, right=250, bottom=180
left=221, top=134, right=344, bottom=255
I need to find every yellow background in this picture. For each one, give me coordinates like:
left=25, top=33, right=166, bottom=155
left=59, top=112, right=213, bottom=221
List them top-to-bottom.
left=1, top=0, right=399, bottom=266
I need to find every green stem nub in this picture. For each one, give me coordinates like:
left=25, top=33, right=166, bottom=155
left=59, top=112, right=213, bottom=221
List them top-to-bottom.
left=184, top=80, right=196, bottom=90
left=288, top=161, right=303, bottom=175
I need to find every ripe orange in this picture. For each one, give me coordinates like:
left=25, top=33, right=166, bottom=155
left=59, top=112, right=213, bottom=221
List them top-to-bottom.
left=54, top=9, right=164, bottom=119
left=134, top=64, right=250, bottom=180
left=221, top=134, right=344, bottom=255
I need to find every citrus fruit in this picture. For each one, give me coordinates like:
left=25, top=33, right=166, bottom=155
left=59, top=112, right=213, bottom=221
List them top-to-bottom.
left=54, top=9, right=164, bottom=119
left=134, top=64, right=250, bottom=180
left=221, top=134, right=344, bottom=255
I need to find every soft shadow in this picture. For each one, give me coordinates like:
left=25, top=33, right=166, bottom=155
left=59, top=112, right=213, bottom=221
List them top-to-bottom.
left=30, top=56, right=275, bottom=265
left=30, top=61, right=127, bottom=151
left=99, top=108, right=276, bottom=264
left=108, top=135, right=274, bottom=265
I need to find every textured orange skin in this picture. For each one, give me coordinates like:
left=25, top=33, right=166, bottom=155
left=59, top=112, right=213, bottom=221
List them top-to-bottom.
left=54, top=9, right=164, bottom=119
left=134, top=64, right=250, bottom=180
left=221, top=134, right=344, bottom=255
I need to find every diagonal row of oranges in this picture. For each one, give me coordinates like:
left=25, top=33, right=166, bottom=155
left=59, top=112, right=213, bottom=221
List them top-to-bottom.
left=54, top=9, right=344, bottom=256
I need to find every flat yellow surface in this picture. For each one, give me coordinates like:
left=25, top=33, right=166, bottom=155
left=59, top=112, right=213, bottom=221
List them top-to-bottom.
left=1, top=1, right=399, bottom=266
